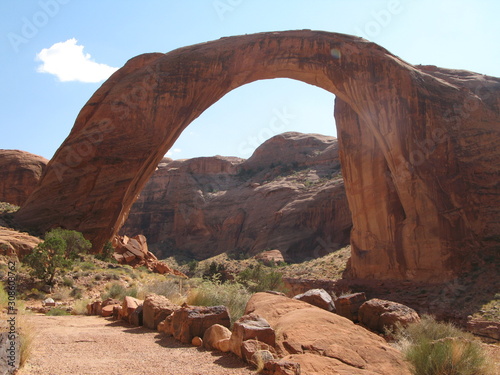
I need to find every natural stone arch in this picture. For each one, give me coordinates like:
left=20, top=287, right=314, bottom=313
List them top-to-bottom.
left=16, top=30, right=500, bottom=282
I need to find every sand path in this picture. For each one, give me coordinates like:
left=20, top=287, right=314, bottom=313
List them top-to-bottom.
left=19, top=314, right=254, bottom=375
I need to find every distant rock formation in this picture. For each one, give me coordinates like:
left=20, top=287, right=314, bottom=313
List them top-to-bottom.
left=121, top=132, right=352, bottom=261
left=0, top=150, right=48, bottom=206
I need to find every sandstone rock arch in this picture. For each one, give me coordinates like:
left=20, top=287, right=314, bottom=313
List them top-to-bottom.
left=15, top=30, right=500, bottom=282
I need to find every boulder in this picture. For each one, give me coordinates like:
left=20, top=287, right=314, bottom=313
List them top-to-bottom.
left=112, top=235, right=187, bottom=277
left=254, top=250, right=285, bottom=265
left=293, top=288, right=335, bottom=312
left=245, top=292, right=411, bottom=374
left=333, top=292, right=366, bottom=322
left=143, top=294, right=179, bottom=330
left=121, top=296, right=143, bottom=323
left=43, top=298, right=55, bottom=307
left=102, top=298, right=121, bottom=308
left=358, top=298, right=420, bottom=333
left=86, top=301, right=102, bottom=316
left=101, top=304, right=120, bottom=317
left=129, top=305, right=144, bottom=327
left=170, top=305, right=230, bottom=344
left=229, top=314, right=275, bottom=358
left=157, top=316, right=172, bottom=335
left=202, top=324, right=232, bottom=351
left=191, top=336, right=203, bottom=347
left=241, top=339, right=276, bottom=363
left=264, top=359, right=301, bottom=375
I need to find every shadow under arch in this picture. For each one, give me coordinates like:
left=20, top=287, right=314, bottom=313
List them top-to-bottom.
left=15, top=30, right=500, bottom=282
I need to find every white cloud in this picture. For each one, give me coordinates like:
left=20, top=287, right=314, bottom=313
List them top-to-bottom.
left=35, top=38, right=118, bottom=83
left=166, top=148, right=182, bottom=156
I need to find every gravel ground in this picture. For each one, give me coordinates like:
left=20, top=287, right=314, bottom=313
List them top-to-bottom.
left=19, top=315, right=255, bottom=375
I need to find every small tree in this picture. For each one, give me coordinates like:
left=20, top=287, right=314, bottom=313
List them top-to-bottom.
left=45, top=228, right=91, bottom=260
left=23, top=229, right=92, bottom=284
left=24, top=236, right=70, bottom=284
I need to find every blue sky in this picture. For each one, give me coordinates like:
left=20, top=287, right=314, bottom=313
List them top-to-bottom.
left=1, top=0, right=499, bottom=160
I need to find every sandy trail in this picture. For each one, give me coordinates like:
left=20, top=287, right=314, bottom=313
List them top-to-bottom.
left=19, top=314, right=254, bottom=375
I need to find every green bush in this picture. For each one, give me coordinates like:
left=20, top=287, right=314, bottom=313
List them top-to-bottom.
left=45, top=228, right=91, bottom=260
left=23, top=229, right=92, bottom=284
left=95, top=241, right=115, bottom=262
left=237, top=263, right=286, bottom=293
left=62, top=277, right=74, bottom=288
left=187, top=279, right=251, bottom=327
left=101, top=282, right=137, bottom=300
left=46, top=308, right=71, bottom=316
left=394, top=315, right=493, bottom=375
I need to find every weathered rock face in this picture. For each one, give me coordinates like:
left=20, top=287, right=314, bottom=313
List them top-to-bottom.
left=15, top=31, right=500, bottom=282
left=121, top=132, right=351, bottom=261
left=0, top=150, right=48, bottom=206
left=245, top=292, right=411, bottom=374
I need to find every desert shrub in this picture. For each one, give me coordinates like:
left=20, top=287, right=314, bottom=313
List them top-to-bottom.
left=187, top=259, right=198, bottom=273
left=78, top=261, right=96, bottom=271
left=203, top=261, right=228, bottom=282
left=237, top=263, right=286, bottom=293
left=62, top=277, right=74, bottom=287
left=139, top=279, right=184, bottom=301
left=187, top=279, right=251, bottom=326
left=0, top=281, right=8, bottom=308
left=101, top=282, right=137, bottom=300
left=52, top=287, right=71, bottom=301
left=71, top=287, right=83, bottom=299
left=72, top=298, right=92, bottom=315
left=46, top=308, right=71, bottom=316
left=394, top=315, right=493, bottom=375
left=18, top=316, right=35, bottom=368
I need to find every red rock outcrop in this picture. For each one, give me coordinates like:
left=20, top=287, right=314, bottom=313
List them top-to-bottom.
left=15, top=31, right=500, bottom=282
left=121, top=133, right=351, bottom=261
left=0, top=150, right=48, bottom=206
left=0, top=226, right=42, bottom=257
left=112, top=234, right=186, bottom=277
left=245, top=292, right=411, bottom=374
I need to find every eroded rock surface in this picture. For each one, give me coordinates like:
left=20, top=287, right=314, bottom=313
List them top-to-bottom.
left=15, top=31, right=500, bottom=282
left=0, top=149, right=48, bottom=206
left=245, top=292, right=411, bottom=374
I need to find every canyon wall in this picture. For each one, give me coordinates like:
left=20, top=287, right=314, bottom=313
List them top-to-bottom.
left=121, top=132, right=351, bottom=261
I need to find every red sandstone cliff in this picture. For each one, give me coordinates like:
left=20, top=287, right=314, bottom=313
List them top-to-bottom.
left=121, top=132, right=352, bottom=261
left=0, top=150, right=48, bottom=206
